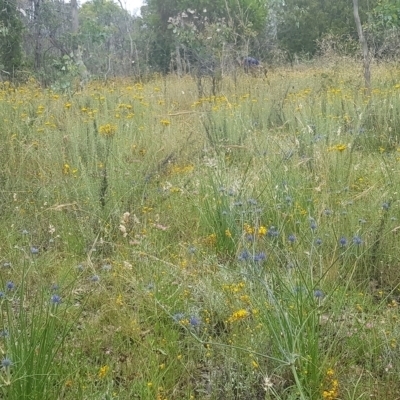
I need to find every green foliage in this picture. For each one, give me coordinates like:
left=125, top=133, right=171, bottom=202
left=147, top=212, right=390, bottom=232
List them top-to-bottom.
left=0, top=0, right=24, bottom=75
left=78, top=0, right=136, bottom=77
left=143, top=0, right=268, bottom=72
left=276, top=0, right=378, bottom=56
left=372, top=0, right=400, bottom=28
left=0, top=265, right=81, bottom=399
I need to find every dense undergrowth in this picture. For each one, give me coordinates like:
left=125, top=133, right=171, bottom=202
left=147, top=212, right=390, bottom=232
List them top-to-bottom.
left=0, top=59, right=400, bottom=399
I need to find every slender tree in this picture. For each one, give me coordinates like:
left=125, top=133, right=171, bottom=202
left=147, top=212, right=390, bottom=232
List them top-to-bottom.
left=353, top=0, right=371, bottom=93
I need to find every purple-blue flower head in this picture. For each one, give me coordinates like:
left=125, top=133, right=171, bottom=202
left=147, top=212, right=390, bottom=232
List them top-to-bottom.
left=310, top=221, right=317, bottom=230
left=268, top=227, right=279, bottom=238
left=288, top=234, right=296, bottom=243
left=353, top=236, right=362, bottom=246
left=339, top=237, right=348, bottom=247
left=30, top=246, right=39, bottom=255
left=238, top=250, right=251, bottom=261
left=253, top=252, right=266, bottom=262
left=90, top=275, right=100, bottom=282
left=6, top=282, right=14, bottom=291
left=314, top=290, right=325, bottom=299
left=50, top=294, right=62, bottom=305
left=189, top=316, right=201, bottom=327
left=0, top=330, right=9, bottom=338
left=1, top=358, right=12, bottom=368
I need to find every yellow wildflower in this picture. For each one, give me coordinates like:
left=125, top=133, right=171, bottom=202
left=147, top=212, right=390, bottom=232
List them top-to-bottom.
left=160, top=119, right=170, bottom=126
left=99, top=123, right=117, bottom=137
left=329, top=144, right=347, bottom=152
left=62, top=163, right=70, bottom=175
left=244, top=223, right=254, bottom=234
left=258, top=226, right=267, bottom=236
left=116, top=294, right=123, bottom=306
left=228, top=309, right=249, bottom=323
left=98, top=365, right=109, bottom=378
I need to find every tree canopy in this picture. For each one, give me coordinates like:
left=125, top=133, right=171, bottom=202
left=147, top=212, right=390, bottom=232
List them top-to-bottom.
left=0, top=0, right=398, bottom=82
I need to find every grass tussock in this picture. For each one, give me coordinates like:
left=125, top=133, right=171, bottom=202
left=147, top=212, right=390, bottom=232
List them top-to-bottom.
left=0, top=60, right=400, bottom=399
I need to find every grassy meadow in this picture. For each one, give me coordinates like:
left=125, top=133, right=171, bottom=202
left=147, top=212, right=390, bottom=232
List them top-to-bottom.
left=1, top=60, right=400, bottom=399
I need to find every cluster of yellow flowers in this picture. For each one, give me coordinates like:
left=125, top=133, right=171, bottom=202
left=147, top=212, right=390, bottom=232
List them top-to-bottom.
left=99, top=123, right=117, bottom=137
left=328, top=143, right=347, bottom=152
left=168, top=164, right=194, bottom=174
left=243, top=223, right=267, bottom=236
left=227, top=309, right=249, bottom=323
left=98, top=365, right=109, bottom=379
left=322, top=368, right=339, bottom=400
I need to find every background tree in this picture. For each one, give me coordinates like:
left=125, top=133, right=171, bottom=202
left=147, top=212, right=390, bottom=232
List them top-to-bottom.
left=0, top=0, right=24, bottom=77
left=79, top=0, right=137, bottom=78
left=142, top=0, right=268, bottom=72
left=276, top=0, right=378, bottom=59
left=353, top=0, right=370, bottom=92
left=368, top=0, right=400, bottom=60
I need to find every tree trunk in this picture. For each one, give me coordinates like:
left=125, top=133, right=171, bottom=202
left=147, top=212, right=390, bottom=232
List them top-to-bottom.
left=33, top=0, right=41, bottom=69
left=71, top=0, right=79, bottom=35
left=353, top=0, right=371, bottom=94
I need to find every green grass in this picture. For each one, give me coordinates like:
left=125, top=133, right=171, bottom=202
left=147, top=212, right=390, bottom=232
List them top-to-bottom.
left=0, top=61, right=400, bottom=399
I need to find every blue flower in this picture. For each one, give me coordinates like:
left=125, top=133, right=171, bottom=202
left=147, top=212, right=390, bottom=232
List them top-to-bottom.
left=248, top=198, right=257, bottom=206
left=382, top=202, right=390, bottom=211
left=324, top=209, right=332, bottom=216
left=310, top=221, right=317, bottom=230
left=268, top=227, right=279, bottom=237
left=246, top=234, right=255, bottom=242
left=288, top=234, right=296, bottom=243
left=353, top=236, right=362, bottom=245
left=339, top=237, right=348, bottom=247
left=315, top=238, right=323, bottom=246
left=30, top=246, right=39, bottom=255
left=188, top=246, right=196, bottom=254
left=238, top=250, right=251, bottom=261
left=253, top=252, right=266, bottom=262
left=76, top=264, right=84, bottom=272
left=101, top=264, right=112, bottom=272
left=90, top=275, right=100, bottom=282
left=6, top=282, right=14, bottom=291
left=314, top=290, right=325, bottom=299
left=0, top=292, right=4, bottom=299
left=50, top=294, right=61, bottom=305
left=189, top=316, right=201, bottom=327
left=0, top=330, right=9, bottom=338
left=1, top=358, right=12, bottom=368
